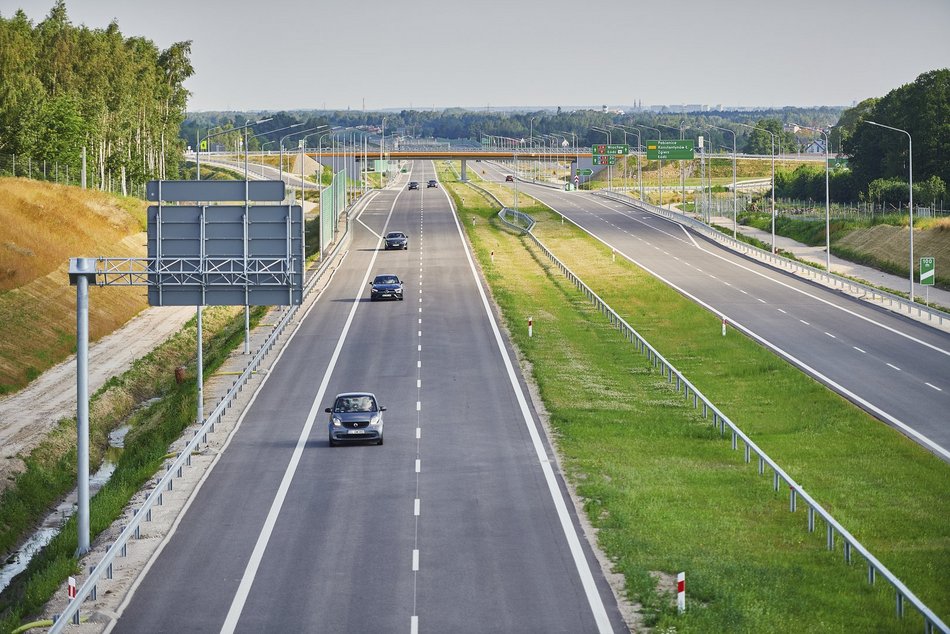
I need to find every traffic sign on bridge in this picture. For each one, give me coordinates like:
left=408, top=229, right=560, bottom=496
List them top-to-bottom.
left=646, top=140, right=694, bottom=160
left=591, top=144, right=628, bottom=156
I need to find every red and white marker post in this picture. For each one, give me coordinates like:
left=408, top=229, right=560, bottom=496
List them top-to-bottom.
left=528, top=316, right=533, bottom=338
left=721, top=317, right=727, bottom=337
left=677, top=572, right=686, bottom=614
left=68, top=576, right=77, bottom=600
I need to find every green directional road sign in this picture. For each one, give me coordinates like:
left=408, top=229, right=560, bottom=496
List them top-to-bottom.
left=646, top=139, right=694, bottom=160
left=607, top=144, right=628, bottom=155
left=592, top=156, right=616, bottom=166
left=576, top=168, right=593, bottom=175
left=920, top=257, right=935, bottom=286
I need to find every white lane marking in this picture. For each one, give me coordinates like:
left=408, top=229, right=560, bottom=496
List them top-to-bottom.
left=442, top=182, right=614, bottom=633
left=221, top=190, right=402, bottom=634
left=577, top=194, right=950, bottom=359
left=542, top=196, right=950, bottom=461
left=356, top=217, right=382, bottom=239
left=680, top=224, right=700, bottom=248
left=739, top=289, right=747, bottom=294
left=756, top=298, right=767, bottom=304
left=778, top=308, right=787, bottom=314
left=419, top=318, right=422, bottom=324
left=800, top=320, right=810, bottom=326
left=418, top=330, right=422, bottom=337
left=825, top=332, right=837, bottom=339
left=417, top=344, right=422, bottom=352
left=854, top=347, right=866, bottom=353
left=417, top=360, right=421, bottom=368
left=887, top=363, right=902, bottom=372
left=417, top=379, right=421, bottom=388
left=926, top=383, right=943, bottom=392
left=416, top=401, right=421, bottom=411
left=416, top=427, right=421, bottom=439
left=415, top=459, right=421, bottom=473
left=414, top=499, right=420, bottom=516
left=412, top=549, right=419, bottom=571
left=411, top=615, right=419, bottom=634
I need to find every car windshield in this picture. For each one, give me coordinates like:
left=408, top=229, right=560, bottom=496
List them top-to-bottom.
left=386, top=233, right=404, bottom=239
left=375, top=276, right=398, bottom=285
left=334, top=395, right=377, bottom=413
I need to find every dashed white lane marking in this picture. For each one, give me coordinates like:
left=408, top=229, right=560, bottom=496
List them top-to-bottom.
left=739, top=289, right=747, bottom=294
left=756, top=298, right=767, bottom=303
left=778, top=308, right=787, bottom=314
left=800, top=320, right=810, bottom=326
left=418, top=330, right=422, bottom=337
left=825, top=332, right=837, bottom=339
left=417, top=344, right=421, bottom=352
left=854, top=347, right=866, bottom=353
left=417, top=360, right=421, bottom=368
left=887, top=363, right=902, bottom=372
left=417, top=379, right=421, bottom=388
left=926, top=383, right=943, bottom=392
left=417, top=400, right=421, bottom=411
left=416, top=427, right=421, bottom=439
left=415, top=459, right=421, bottom=473
left=414, top=499, right=421, bottom=516
left=412, top=549, right=419, bottom=571
left=411, top=616, right=418, bottom=634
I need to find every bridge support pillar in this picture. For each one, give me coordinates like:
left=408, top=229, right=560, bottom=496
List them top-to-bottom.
left=460, top=159, right=468, bottom=182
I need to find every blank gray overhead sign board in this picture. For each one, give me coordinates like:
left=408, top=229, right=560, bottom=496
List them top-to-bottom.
left=146, top=179, right=286, bottom=202
left=147, top=204, right=304, bottom=306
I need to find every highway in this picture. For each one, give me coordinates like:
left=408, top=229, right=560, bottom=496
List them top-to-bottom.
left=479, top=162, right=950, bottom=461
left=111, top=163, right=625, bottom=632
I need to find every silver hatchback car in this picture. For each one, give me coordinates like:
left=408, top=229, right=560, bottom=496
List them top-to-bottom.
left=325, top=392, right=386, bottom=446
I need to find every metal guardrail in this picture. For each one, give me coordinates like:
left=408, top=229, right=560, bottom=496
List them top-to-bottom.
left=460, top=176, right=947, bottom=632
left=48, top=190, right=372, bottom=632
left=595, top=190, right=948, bottom=327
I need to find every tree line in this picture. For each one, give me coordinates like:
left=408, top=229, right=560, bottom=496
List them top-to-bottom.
left=0, top=1, right=193, bottom=193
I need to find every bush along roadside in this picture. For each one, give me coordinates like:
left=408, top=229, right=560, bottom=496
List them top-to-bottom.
left=436, top=163, right=950, bottom=632
left=0, top=305, right=266, bottom=632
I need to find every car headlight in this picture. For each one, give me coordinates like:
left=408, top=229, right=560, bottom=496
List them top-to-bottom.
left=371, top=288, right=379, bottom=293
left=369, top=415, right=381, bottom=426
left=332, top=417, right=342, bottom=427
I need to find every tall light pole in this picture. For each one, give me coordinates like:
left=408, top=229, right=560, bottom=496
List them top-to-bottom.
left=196, top=117, right=272, bottom=181
left=865, top=120, right=914, bottom=300
left=658, top=122, right=687, bottom=213
left=736, top=122, right=777, bottom=252
left=789, top=122, right=831, bottom=273
left=280, top=124, right=327, bottom=183
left=706, top=124, right=737, bottom=237
left=607, top=125, right=630, bottom=194
left=619, top=125, right=644, bottom=201
left=641, top=125, right=662, bottom=208
left=592, top=126, right=611, bottom=191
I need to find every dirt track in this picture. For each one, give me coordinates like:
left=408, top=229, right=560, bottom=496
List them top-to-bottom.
left=0, top=306, right=194, bottom=491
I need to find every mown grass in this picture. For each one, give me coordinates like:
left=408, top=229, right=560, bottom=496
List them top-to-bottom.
left=436, top=164, right=950, bottom=632
left=0, top=304, right=266, bottom=633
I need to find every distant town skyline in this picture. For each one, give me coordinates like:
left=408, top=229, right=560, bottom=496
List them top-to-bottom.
left=3, top=0, right=948, bottom=113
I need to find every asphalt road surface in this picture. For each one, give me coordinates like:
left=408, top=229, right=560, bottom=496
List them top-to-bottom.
left=481, top=162, right=950, bottom=462
left=111, top=163, right=625, bottom=633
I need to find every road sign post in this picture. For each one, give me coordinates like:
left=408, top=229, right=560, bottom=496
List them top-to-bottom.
left=920, top=257, right=935, bottom=303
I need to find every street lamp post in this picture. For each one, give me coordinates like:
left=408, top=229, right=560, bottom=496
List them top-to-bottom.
left=196, top=117, right=273, bottom=181
left=865, top=120, right=914, bottom=300
left=736, top=122, right=776, bottom=252
left=658, top=123, right=687, bottom=213
left=279, top=124, right=327, bottom=184
left=706, top=124, right=738, bottom=237
left=607, top=125, right=629, bottom=195
left=619, top=125, right=644, bottom=201
left=641, top=125, right=662, bottom=208
left=592, top=126, right=611, bottom=191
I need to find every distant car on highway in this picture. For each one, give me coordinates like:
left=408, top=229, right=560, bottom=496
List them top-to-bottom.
left=505, top=174, right=514, bottom=182
left=427, top=179, right=438, bottom=188
left=408, top=181, right=419, bottom=190
left=384, top=231, right=408, bottom=250
left=370, top=274, right=404, bottom=301
left=325, top=392, right=385, bottom=446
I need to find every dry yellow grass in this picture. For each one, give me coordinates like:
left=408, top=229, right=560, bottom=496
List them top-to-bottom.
left=0, top=178, right=149, bottom=393
left=836, top=223, right=950, bottom=271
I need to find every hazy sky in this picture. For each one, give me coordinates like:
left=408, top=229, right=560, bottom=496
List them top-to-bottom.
left=3, top=0, right=948, bottom=112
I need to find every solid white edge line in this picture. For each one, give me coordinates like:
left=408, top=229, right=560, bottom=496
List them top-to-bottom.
left=440, top=178, right=614, bottom=632
left=220, top=189, right=402, bottom=634
left=544, top=195, right=950, bottom=461
left=107, top=249, right=353, bottom=633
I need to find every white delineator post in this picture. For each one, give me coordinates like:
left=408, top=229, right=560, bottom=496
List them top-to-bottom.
left=528, top=317, right=533, bottom=338
left=722, top=317, right=727, bottom=337
left=677, top=572, right=686, bottom=614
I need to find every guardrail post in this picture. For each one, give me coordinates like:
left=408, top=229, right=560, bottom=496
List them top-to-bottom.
left=731, top=431, right=737, bottom=450
left=789, top=487, right=797, bottom=512
left=808, top=506, right=815, bottom=532
left=827, top=524, right=835, bottom=550
left=844, top=541, right=852, bottom=564
left=107, top=562, right=113, bottom=580
left=868, top=563, right=875, bottom=585
left=896, top=591, right=904, bottom=618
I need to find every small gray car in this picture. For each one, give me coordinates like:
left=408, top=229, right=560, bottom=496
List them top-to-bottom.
left=325, top=392, right=385, bottom=446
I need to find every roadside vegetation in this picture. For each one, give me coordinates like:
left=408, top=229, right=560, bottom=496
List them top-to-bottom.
left=437, top=162, right=950, bottom=631
left=0, top=304, right=265, bottom=632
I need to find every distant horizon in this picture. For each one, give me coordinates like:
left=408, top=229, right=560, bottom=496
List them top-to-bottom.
left=185, top=103, right=851, bottom=115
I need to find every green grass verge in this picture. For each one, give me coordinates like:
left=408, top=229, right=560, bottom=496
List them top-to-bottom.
left=436, top=164, right=950, bottom=632
left=0, top=305, right=267, bottom=632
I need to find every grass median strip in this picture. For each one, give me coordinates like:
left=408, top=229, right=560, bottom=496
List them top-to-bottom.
left=436, top=164, right=950, bottom=632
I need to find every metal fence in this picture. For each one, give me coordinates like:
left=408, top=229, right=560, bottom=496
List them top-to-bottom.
left=0, top=152, right=149, bottom=198
left=464, top=178, right=948, bottom=633
left=47, top=188, right=375, bottom=632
